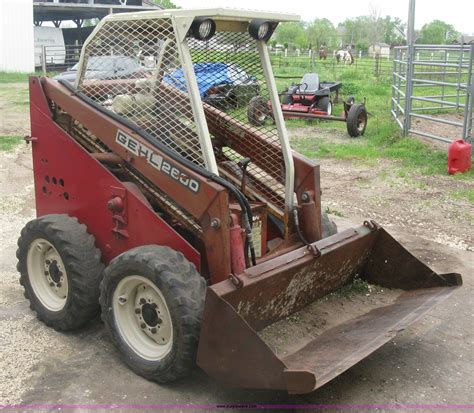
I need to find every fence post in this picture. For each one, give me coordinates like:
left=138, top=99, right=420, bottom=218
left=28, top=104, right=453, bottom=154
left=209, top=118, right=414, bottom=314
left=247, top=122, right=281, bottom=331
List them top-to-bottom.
left=403, top=0, right=416, bottom=136
left=462, top=44, right=473, bottom=144
left=41, top=45, right=47, bottom=75
left=456, top=45, right=464, bottom=110
left=374, top=53, right=380, bottom=77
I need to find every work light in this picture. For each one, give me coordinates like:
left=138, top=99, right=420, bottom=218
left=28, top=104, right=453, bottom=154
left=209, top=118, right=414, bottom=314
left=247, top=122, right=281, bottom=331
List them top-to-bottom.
left=190, top=18, right=216, bottom=41
left=248, top=20, right=274, bottom=41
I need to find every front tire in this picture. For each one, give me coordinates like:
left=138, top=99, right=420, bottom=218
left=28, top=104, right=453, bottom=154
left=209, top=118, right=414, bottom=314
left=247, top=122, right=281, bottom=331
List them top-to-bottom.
left=16, top=214, right=104, bottom=331
left=100, top=245, right=206, bottom=383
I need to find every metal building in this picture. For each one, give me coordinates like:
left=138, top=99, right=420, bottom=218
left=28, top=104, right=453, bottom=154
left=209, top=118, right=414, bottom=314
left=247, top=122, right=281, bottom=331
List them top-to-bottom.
left=0, top=0, right=35, bottom=73
left=0, top=0, right=161, bottom=73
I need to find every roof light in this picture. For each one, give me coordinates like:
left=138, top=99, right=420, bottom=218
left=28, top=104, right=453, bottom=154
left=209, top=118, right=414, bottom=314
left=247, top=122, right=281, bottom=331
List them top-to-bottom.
left=190, top=18, right=216, bottom=41
left=248, top=20, right=274, bottom=41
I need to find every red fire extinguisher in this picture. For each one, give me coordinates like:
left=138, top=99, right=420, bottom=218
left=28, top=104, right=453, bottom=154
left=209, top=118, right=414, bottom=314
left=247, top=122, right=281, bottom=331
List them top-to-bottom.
left=448, top=139, right=472, bottom=175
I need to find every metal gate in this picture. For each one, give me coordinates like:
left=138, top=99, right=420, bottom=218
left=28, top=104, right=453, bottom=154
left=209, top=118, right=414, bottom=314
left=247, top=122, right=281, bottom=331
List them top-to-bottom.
left=391, top=44, right=473, bottom=144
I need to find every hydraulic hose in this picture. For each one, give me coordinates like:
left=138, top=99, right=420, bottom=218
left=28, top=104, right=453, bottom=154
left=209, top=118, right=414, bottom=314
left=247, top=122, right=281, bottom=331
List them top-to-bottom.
left=57, top=79, right=256, bottom=265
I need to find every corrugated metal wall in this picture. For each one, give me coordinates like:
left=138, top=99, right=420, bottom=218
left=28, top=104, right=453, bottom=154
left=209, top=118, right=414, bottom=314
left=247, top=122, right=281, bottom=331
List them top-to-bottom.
left=0, top=0, right=34, bottom=73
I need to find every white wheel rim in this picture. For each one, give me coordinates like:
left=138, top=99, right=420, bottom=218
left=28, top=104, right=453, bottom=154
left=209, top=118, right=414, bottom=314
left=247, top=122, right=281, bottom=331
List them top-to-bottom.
left=327, top=101, right=332, bottom=116
left=27, top=239, right=69, bottom=311
left=112, top=275, right=173, bottom=361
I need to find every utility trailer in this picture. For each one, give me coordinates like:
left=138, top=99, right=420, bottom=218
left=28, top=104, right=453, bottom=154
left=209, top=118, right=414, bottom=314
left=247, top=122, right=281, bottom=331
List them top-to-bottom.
left=18, top=8, right=462, bottom=394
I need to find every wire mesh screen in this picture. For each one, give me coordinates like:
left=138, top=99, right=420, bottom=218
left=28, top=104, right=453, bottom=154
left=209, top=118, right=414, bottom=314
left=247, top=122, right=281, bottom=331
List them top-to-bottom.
left=77, top=17, right=207, bottom=167
left=77, top=18, right=287, bottom=216
left=189, top=31, right=286, bottom=215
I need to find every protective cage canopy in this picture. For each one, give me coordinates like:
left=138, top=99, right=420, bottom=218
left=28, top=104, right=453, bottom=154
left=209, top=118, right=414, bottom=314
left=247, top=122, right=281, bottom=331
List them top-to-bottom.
left=75, top=8, right=299, bottom=217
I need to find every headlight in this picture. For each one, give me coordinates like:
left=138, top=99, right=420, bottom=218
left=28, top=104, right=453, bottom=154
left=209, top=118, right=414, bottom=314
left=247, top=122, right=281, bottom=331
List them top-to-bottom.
left=190, top=18, right=216, bottom=41
left=248, top=20, right=274, bottom=41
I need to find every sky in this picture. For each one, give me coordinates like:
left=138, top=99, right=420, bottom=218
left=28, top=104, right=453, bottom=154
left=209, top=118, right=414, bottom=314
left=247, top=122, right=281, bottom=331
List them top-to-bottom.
left=174, top=0, right=473, bottom=34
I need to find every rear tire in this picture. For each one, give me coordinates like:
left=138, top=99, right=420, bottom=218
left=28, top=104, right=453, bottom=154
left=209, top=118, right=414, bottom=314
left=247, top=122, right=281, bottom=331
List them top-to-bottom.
left=248, top=96, right=270, bottom=126
left=316, top=96, right=332, bottom=115
left=346, top=103, right=368, bottom=137
left=16, top=214, right=104, bottom=331
left=100, top=245, right=206, bottom=383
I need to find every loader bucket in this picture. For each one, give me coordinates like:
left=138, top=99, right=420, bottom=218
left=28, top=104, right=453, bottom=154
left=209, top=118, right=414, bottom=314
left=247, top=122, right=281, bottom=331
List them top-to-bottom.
left=197, top=222, right=462, bottom=394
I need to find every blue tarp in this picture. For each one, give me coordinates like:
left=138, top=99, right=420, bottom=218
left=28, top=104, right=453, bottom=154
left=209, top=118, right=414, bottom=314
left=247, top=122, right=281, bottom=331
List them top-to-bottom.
left=163, top=63, right=233, bottom=97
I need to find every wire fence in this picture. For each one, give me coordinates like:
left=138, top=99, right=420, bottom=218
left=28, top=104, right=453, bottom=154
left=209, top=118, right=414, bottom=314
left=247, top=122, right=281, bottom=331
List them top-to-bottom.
left=269, top=52, right=394, bottom=79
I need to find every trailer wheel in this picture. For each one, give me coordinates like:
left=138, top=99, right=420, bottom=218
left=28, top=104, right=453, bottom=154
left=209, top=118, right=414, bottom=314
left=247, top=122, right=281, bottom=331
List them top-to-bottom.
left=248, top=96, right=270, bottom=126
left=317, top=96, right=332, bottom=115
left=346, top=104, right=368, bottom=137
left=16, top=214, right=104, bottom=331
left=100, top=245, right=206, bottom=383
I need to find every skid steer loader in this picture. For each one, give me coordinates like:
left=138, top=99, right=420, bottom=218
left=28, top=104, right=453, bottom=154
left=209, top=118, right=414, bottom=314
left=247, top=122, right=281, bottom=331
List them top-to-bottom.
left=18, top=8, right=462, bottom=394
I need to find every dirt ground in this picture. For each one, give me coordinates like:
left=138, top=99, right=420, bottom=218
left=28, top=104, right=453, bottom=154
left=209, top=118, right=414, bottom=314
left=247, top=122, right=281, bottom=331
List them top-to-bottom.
left=0, top=137, right=472, bottom=407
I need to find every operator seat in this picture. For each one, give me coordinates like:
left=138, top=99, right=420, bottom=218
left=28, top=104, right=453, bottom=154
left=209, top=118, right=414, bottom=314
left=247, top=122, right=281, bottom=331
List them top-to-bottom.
left=300, top=73, right=320, bottom=94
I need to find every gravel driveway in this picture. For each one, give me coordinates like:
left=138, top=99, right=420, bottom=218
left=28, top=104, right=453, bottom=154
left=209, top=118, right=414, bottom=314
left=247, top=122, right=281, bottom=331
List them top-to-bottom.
left=1, top=143, right=472, bottom=407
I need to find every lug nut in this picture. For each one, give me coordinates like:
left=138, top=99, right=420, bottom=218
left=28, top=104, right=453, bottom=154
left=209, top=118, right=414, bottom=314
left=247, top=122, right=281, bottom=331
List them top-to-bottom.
left=45, top=260, right=51, bottom=265
left=44, top=271, right=49, bottom=276
left=49, top=282, right=55, bottom=287
left=57, top=282, right=62, bottom=288
left=139, top=298, right=146, bottom=304
left=151, top=303, right=158, bottom=309
left=135, top=308, right=141, bottom=314
left=157, top=318, right=163, bottom=325
left=140, top=323, right=146, bottom=329
left=151, top=328, right=157, bottom=334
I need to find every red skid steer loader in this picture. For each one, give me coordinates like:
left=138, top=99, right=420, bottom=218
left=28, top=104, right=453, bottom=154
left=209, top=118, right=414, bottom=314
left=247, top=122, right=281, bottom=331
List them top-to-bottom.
left=18, top=8, right=462, bottom=394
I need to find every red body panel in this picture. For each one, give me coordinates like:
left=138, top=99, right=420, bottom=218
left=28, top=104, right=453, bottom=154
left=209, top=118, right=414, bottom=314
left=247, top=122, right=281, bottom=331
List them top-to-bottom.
left=29, top=78, right=200, bottom=269
left=281, top=102, right=328, bottom=116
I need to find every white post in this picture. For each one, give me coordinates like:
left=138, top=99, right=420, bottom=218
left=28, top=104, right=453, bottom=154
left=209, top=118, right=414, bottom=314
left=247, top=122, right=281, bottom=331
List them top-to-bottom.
left=257, top=41, right=295, bottom=213
left=41, top=45, right=47, bottom=75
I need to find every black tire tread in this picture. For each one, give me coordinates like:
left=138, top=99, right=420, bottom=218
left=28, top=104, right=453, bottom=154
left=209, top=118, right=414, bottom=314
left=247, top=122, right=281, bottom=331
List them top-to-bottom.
left=316, top=96, right=331, bottom=114
left=346, top=103, right=368, bottom=137
left=16, top=214, right=104, bottom=331
left=100, top=245, right=206, bottom=383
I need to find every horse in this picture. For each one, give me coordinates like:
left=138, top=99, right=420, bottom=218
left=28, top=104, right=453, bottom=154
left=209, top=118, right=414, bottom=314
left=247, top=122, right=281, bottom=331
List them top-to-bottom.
left=319, top=47, right=328, bottom=60
left=335, top=50, right=354, bottom=65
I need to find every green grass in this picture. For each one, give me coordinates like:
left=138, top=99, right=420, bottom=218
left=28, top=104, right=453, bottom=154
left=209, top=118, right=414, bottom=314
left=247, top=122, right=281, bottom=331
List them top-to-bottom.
left=0, top=72, right=35, bottom=84
left=0, top=136, right=23, bottom=151
left=452, top=188, right=474, bottom=204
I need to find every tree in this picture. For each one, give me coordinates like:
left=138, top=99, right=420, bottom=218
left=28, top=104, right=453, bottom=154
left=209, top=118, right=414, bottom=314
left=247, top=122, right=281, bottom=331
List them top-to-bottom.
left=153, top=0, right=179, bottom=9
left=339, top=16, right=372, bottom=49
left=381, top=16, right=406, bottom=46
left=306, top=18, right=337, bottom=50
left=418, top=20, right=459, bottom=44
left=274, top=22, right=306, bottom=49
